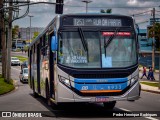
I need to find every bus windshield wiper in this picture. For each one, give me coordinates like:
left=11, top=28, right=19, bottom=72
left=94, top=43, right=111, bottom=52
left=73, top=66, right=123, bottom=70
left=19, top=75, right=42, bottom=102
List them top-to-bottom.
left=78, top=27, right=88, bottom=52
left=78, top=27, right=89, bottom=62
left=104, top=28, right=119, bottom=49
left=104, top=28, right=119, bottom=57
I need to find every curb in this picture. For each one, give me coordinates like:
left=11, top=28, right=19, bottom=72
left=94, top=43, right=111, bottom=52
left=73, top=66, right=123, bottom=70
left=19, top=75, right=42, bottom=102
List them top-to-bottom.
left=141, top=89, right=160, bottom=94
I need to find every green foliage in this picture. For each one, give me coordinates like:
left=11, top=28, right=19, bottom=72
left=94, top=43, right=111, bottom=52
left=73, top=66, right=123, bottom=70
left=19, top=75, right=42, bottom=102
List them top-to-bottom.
left=100, top=9, right=112, bottom=13
left=100, top=9, right=105, bottom=13
left=106, top=9, right=112, bottom=13
left=148, top=23, right=160, bottom=50
left=12, top=25, right=19, bottom=39
left=32, top=32, right=39, bottom=40
left=23, top=45, right=29, bottom=52
left=15, top=48, right=21, bottom=52
left=12, top=56, right=27, bottom=62
left=0, top=74, right=15, bottom=95
left=140, top=81, right=159, bottom=87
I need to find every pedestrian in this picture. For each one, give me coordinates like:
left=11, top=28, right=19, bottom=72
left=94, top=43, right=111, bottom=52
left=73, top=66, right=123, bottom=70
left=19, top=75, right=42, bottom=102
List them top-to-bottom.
left=22, top=48, right=24, bottom=54
left=141, top=66, right=147, bottom=79
left=147, top=67, right=151, bottom=80
left=149, top=67, right=155, bottom=81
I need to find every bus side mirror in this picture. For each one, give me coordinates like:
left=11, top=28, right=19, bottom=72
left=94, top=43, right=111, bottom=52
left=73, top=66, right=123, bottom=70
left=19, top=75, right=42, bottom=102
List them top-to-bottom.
left=51, top=36, right=58, bottom=51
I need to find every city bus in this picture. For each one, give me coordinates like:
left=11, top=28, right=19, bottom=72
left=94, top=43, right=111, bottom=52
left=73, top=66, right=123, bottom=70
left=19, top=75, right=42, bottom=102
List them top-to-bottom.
left=28, top=14, right=141, bottom=109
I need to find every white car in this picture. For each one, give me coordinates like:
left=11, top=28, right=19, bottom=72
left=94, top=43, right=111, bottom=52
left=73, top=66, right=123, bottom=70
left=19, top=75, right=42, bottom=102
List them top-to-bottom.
left=11, top=57, right=20, bottom=66
left=19, top=68, right=28, bottom=83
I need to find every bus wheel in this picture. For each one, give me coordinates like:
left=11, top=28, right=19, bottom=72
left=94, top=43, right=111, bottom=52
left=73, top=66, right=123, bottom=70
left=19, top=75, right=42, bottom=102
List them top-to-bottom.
left=46, top=81, right=51, bottom=106
left=103, top=101, right=116, bottom=110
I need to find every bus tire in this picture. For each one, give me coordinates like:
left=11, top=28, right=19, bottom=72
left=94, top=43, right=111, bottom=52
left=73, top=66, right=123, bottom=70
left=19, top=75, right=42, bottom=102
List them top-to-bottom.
left=46, top=80, right=51, bottom=106
left=103, top=101, right=116, bottom=110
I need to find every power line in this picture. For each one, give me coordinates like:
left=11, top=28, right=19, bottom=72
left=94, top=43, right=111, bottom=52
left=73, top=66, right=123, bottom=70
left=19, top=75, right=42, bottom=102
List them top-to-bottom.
left=0, top=2, right=57, bottom=11
left=64, top=4, right=160, bottom=9
left=130, top=10, right=151, bottom=16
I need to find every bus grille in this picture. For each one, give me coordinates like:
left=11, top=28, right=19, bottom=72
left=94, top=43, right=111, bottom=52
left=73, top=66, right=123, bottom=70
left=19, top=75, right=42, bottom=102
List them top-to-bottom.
left=72, top=73, right=129, bottom=78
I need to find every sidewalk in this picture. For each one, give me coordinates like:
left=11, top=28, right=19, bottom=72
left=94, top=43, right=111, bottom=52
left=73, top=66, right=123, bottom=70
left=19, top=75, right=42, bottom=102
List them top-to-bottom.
left=139, top=68, right=160, bottom=94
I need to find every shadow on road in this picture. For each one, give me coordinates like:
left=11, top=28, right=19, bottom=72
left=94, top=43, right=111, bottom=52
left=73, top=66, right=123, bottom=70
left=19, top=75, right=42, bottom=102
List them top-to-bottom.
left=29, top=93, right=133, bottom=118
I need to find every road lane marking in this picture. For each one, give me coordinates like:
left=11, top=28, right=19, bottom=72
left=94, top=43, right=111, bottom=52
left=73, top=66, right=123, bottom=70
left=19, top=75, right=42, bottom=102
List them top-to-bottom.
left=11, top=67, right=21, bottom=71
left=119, top=108, right=159, bottom=120
left=119, top=108, right=131, bottom=112
left=145, top=117, right=159, bottom=120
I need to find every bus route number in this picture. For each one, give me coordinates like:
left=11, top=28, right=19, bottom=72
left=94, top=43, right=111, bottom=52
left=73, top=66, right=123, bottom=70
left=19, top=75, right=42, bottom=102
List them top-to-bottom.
left=81, top=86, right=88, bottom=90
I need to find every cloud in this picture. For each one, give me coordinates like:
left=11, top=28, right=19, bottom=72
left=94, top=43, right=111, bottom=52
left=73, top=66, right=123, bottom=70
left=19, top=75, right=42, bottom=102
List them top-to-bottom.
left=13, top=0, right=160, bottom=29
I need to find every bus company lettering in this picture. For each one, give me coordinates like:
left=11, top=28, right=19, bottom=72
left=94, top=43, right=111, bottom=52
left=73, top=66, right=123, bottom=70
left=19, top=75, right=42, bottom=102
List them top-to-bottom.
left=74, top=18, right=122, bottom=27
left=93, top=19, right=122, bottom=26
left=66, top=56, right=87, bottom=64
left=97, top=79, right=108, bottom=82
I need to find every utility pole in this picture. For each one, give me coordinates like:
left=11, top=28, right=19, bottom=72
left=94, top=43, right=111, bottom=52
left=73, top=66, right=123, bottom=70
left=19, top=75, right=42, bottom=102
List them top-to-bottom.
left=0, top=0, right=7, bottom=80
left=0, top=0, right=4, bottom=74
left=6, top=0, right=12, bottom=83
left=82, top=0, right=92, bottom=13
left=152, top=8, right=155, bottom=70
left=28, top=15, right=34, bottom=44
left=159, top=50, right=160, bottom=89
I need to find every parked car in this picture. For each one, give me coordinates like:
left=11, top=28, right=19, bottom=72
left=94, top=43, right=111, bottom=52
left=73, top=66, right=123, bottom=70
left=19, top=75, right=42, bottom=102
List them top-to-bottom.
left=12, top=48, right=17, bottom=52
left=11, top=57, right=20, bottom=66
left=21, top=61, right=28, bottom=70
left=19, top=68, right=28, bottom=83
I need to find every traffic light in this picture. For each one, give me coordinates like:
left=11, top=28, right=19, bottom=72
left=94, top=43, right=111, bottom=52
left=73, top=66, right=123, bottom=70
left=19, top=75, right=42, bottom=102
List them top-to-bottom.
left=55, top=0, right=64, bottom=14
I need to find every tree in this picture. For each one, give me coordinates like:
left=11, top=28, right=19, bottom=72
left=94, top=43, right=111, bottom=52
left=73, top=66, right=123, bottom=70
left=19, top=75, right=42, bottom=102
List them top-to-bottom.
left=0, top=0, right=7, bottom=79
left=100, top=9, right=112, bottom=13
left=100, top=9, right=105, bottom=13
left=148, top=23, right=160, bottom=51
left=12, top=25, right=19, bottom=39
left=32, top=31, right=39, bottom=41
left=23, top=45, right=28, bottom=52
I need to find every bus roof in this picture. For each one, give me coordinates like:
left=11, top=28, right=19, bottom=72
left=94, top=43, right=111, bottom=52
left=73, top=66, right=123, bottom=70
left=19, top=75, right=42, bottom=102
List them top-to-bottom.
left=29, top=13, right=134, bottom=48
left=59, top=13, right=133, bottom=18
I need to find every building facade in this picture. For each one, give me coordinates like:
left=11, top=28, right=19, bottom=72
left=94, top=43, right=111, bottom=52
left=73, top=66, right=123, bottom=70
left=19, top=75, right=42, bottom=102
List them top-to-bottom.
left=12, top=27, right=44, bottom=49
left=19, top=27, right=44, bottom=41
left=138, top=29, right=159, bottom=69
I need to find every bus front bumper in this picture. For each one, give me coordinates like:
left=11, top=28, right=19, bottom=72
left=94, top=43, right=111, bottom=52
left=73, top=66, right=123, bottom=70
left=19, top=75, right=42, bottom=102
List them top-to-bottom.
left=57, top=81, right=140, bottom=103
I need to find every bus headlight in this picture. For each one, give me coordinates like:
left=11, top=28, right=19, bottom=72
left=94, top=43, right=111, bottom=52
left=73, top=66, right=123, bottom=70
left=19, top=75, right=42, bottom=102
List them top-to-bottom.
left=59, top=76, right=71, bottom=88
left=130, top=76, right=138, bottom=86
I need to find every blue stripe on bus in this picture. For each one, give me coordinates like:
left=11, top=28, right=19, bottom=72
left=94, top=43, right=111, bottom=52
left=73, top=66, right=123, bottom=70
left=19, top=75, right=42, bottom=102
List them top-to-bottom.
left=74, top=78, right=128, bottom=91
left=74, top=78, right=128, bottom=83
left=74, top=82, right=127, bottom=91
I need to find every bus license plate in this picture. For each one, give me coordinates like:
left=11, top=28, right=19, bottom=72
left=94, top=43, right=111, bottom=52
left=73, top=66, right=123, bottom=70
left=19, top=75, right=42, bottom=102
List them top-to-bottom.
left=95, top=97, right=109, bottom=102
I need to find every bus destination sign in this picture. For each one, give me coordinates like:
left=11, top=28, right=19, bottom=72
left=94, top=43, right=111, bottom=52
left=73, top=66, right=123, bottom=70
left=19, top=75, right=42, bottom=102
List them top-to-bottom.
left=73, top=18, right=122, bottom=27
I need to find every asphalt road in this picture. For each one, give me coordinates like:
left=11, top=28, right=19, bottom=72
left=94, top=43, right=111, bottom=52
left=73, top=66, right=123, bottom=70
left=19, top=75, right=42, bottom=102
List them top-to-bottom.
left=0, top=65, right=160, bottom=120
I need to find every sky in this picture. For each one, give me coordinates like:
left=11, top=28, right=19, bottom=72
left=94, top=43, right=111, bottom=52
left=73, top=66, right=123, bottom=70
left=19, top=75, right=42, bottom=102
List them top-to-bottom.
left=12, top=0, right=160, bottom=29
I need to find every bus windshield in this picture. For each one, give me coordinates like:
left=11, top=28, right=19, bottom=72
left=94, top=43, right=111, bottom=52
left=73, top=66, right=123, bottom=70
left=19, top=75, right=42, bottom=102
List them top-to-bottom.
left=58, top=30, right=137, bottom=68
